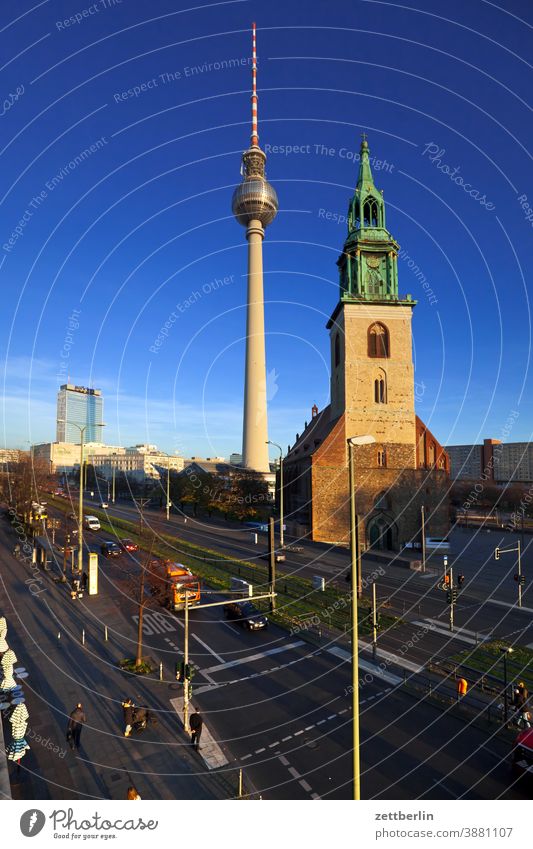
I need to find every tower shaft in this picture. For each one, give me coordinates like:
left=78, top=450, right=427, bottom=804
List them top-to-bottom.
left=242, top=220, right=269, bottom=472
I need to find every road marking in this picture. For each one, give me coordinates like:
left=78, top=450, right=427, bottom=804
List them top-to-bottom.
left=487, top=598, right=533, bottom=615
left=415, top=618, right=491, bottom=641
left=411, top=620, right=486, bottom=646
left=191, top=633, right=225, bottom=663
left=202, top=640, right=304, bottom=674
left=358, top=641, right=423, bottom=673
left=327, top=646, right=404, bottom=684
left=269, top=741, right=280, bottom=748
left=255, top=747, right=266, bottom=754
left=241, top=753, right=252, bottom=761
left=278, top=755, right=290, bottom=767
left=300, top=779, right=313, bottom=792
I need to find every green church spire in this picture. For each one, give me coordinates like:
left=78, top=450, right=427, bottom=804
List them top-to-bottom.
left=337, top=136, right=414, bottom=306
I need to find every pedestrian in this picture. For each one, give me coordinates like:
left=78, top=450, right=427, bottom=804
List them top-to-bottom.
left=13, top=542, right=20, bottom=559
left=81, top=571, right=88, bottom=591
left=515, top=681, right=529, bottom=709
left=122, top=698, right=134, bottom=737
left=66, top=703, right=86, bottom=750
left=189, top=710, right=203, bottom=751
left=127, top=785, right=142, bottom=800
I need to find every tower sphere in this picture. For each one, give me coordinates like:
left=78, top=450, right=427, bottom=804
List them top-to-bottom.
left=232, top=177, right=279, bottom=227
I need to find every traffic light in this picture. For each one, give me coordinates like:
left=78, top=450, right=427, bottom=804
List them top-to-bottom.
left=444, top=574, right=450, bottom=585
left=458, top=574, right=465, bottom=586
left=514, top=574, right=526, bottom=586
left=452, top=588, right=458, bottom=603
left=447, top=589, right=458, bottom=604
left=446, top=590, right=452, bottom=603
left=175, top=661, right=191, bottom=681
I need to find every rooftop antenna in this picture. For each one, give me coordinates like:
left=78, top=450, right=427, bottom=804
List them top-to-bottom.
left=251, top=22, right=259, bottom=147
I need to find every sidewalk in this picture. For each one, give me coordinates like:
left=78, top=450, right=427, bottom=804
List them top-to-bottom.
left=0, top=522, right=231, bottom=800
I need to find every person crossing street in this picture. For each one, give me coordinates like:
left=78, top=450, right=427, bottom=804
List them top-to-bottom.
left=66, top=703, right=86, bottom=750
left=189, top=710, right=203, bottom=752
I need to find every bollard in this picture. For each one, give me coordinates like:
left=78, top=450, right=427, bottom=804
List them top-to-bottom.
left=82, top=629, right=85, bottom=646
left=159, top=662, right=163, bottom=681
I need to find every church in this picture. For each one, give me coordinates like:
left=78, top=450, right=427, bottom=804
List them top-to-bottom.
left=283, top=137, right=450, bottom=549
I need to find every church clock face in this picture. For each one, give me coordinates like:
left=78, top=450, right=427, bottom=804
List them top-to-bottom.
left=365, top=254, right=385, bottom=295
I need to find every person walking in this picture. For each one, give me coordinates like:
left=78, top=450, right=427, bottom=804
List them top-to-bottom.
left=81, top=571, right=88, bottom=591
left=516, top=682, right=529, bottom=708
left=122, top=698, right=134, bottom=737
left=67, top=703, right=86, bottom=750
left=189, top=710, right=203, bottom=751
left=127, top=786, right=142, bottom=800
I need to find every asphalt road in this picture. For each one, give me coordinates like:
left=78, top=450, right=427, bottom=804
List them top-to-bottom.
left=2, top=513, right=530, bottom=801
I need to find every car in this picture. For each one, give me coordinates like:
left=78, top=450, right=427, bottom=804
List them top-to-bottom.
left=101, top=502, right=109, bottom=509
left=84, top=516, right=101, bottom=531
left=425, top=537, right=450, bottom=551
left=120, top=538, right=139, bottom=553
left=100, top=541, right=122, bottom=558
left=285, top=544, right=304, bottom=553
left=261, top=551, right=286, bottom=563
left=224, top=600, right=268, bottom=630
left=511, top=728, right=533, bottom=778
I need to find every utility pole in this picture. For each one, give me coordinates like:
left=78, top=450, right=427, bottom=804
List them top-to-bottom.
left=266, top=441, right=284, bottom=548
left=166, top=455, right=171, bottom=521
left=112, top=466, right=116, bottom=503
left=137, top=497, right=150, bottom=537
left=421, top=505, right=426, bottom=573
left=268, top=517, right=276, bottom=611
left=449, top=565, right=454, bottom=632
left=372, top=581, right=378, bottom=662
left=183, top=590, right=190, bottom=732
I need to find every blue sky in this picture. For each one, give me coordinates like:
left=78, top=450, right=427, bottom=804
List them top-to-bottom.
left=1, top=0, right=532, bottom=458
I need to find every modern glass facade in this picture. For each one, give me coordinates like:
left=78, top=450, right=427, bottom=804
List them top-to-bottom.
left=56, top=384, right=103, bottom=443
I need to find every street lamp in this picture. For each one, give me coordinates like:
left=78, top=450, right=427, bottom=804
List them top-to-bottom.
left=58, top=419, right=105, bottom=575
left=347, top=434, right=375, bottom=802
left=266, top=441, right=284, bottom=548
left=500, top=646, right=514, bottom=726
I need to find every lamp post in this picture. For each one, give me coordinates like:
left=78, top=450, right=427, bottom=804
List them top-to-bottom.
left=58, top=419, right=105, bottom=575
left=347, top=434, right=375, bottom=802
left=266, top=441, right=284, bottom=548
left=166, top=454, right=171, bottom=521
left=500, top=646, right=514, bottom=726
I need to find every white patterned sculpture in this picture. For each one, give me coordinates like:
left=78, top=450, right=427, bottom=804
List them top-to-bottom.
left=0, top=617, right=7, bottom=654
left=0, top=648, right=17, bottom=693
left=6, top=702, right=30, bottom=762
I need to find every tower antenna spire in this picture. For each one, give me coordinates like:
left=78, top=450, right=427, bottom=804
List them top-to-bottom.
left=251, top=22, right=259, bottom=147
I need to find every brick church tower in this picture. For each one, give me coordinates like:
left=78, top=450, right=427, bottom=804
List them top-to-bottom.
left=283, top=137, right=449, bottom=548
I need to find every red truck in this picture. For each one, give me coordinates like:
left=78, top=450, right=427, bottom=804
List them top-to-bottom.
left=147, top=559, right=201, bottom=611
left=511, top=728, right=533, bottom=779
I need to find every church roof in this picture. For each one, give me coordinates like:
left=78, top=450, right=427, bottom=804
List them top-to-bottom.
left=285, top=405, right=339, bottom=462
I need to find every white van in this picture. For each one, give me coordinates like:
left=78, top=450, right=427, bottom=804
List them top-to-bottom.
left=84, top=516, right=101, bottom=531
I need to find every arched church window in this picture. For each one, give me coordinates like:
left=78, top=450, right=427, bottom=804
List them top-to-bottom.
left=363, top=198, right=379, bottom=228
left=368, top=323, right=389, bottom=358
left=334, top=333, right=340, bottom=367
left=374, top=377, right=386, bottom=404
left=428, top=442, right=436, bottom=466
left=376, top=451, right=387, bottom=470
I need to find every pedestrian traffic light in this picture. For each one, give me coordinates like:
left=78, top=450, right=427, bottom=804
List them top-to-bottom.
left=444, top=574, right=450, bottom=585
left=175, top=661, right=191, bottom=681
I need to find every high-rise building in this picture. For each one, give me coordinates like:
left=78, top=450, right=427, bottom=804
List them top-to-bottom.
left=232, top=23, right=278, bottom=474
left=56, top=384, right=103, bottom=443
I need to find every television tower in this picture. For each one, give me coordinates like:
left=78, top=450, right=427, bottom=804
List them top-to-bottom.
left=232, top=23, right=278, bottom=474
